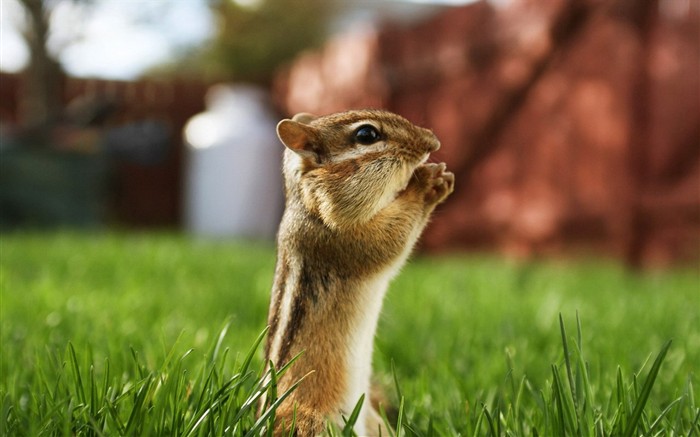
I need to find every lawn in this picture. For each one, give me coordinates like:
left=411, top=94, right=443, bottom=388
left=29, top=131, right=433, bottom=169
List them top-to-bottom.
left=1, top=232, right=698, bottom=435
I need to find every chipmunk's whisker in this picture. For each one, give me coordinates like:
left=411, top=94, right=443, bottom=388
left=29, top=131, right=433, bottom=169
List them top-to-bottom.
left=426, top=155, right=439, bottom=164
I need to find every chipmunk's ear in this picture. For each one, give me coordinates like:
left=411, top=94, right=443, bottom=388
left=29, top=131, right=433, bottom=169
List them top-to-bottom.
left=291, top=113, right=317, bottom=124
left=277, top=119, right=323, bottom=161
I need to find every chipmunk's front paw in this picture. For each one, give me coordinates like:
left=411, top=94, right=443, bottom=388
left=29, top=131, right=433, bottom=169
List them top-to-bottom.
left=412, top=163, right=455, bottom=206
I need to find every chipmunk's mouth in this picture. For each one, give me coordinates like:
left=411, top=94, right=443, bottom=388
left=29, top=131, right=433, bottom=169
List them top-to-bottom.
left=403, top=153, right=431, bottom=185
left=411, top=153, right=430, bottom=174
left=396, top=154, right=428, bottom=195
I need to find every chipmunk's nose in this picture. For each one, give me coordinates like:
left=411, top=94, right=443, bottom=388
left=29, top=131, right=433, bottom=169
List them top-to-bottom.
left=425, top=130, right=441, bottom=152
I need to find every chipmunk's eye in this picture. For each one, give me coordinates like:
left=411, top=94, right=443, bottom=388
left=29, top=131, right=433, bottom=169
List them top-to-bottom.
left=354, top=125, right=381, bottom=145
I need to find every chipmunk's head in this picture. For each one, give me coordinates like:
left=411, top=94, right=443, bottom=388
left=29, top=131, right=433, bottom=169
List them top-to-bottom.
left=276, top=109, right=440, bottom=228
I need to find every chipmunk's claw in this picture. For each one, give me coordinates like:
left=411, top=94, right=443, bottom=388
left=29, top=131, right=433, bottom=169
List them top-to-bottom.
left=413, top=163, right=454, bottom=205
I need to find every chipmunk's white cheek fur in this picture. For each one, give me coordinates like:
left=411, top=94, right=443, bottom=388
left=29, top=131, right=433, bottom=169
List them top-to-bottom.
left=334, top=141, right=388, bottom=162
left=284, top=151, right=306, bottom=180
left=394, top=152, right=430, bottom=196
left=369, top=161, right=416, bottom=215
left=392, top=167, right=412, bottom=199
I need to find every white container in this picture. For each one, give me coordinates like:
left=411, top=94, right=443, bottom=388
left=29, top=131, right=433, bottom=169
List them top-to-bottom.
left=184, top=84, right=283, bottom=239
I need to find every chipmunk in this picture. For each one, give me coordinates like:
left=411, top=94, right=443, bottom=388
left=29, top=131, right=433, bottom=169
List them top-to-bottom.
left=262, top=109, right=454, bottom=436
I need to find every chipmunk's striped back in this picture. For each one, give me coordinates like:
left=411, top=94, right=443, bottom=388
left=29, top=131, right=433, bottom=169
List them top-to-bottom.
left=261, top=110, right=454, bottom=436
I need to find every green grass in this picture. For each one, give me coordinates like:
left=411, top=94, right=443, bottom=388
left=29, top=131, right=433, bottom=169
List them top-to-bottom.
left=1, top=232, right=698, bottom=435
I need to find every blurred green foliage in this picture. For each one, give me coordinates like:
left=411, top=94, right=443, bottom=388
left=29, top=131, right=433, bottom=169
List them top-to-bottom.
left=153, top=0, right=334, bottom=82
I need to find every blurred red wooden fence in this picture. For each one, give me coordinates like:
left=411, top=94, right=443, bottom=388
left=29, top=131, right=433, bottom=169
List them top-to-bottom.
left=274, top=0, right=700, bottom=266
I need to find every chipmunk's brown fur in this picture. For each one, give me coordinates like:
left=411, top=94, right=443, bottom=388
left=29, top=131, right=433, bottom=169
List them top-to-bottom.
left=262, top=109, right=454, bottom=436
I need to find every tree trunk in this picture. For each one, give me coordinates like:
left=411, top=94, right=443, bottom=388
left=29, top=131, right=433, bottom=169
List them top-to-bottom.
left=18, top=0, right=64, bottom=131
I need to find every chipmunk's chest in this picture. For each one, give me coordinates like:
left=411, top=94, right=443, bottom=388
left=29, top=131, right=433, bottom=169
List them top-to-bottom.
left=340, top=268, right=398, bottom=424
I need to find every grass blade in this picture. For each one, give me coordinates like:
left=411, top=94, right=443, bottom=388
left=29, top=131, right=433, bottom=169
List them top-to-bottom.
left=559, top=314, right=578, bottom=413
left=623, top=340, right=673, bottom=437
left=67, top=343, right=86, bottom=406
left=391, top=359, right=403, bottom=402
left=552, top=364, right=577, bottom=435
left=244, top=371, right=311, bottom=437
left=124, top=375, right=153, bottom=435
left=341, top=393, right=365, bottom=436
left=395, top=395, right=405, bottom=437
left=646, top=397, right=682, bottom=435
left=482, top=404, right=497, bottom=437
left=688, top=408, right=700, bottom=437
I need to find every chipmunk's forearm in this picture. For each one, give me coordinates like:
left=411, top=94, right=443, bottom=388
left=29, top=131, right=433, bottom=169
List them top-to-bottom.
left=362, top=162, right=454, bottom=241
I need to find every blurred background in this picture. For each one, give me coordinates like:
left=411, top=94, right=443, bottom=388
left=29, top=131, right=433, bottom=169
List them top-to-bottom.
left=1, top=0, right=698, bottom=267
